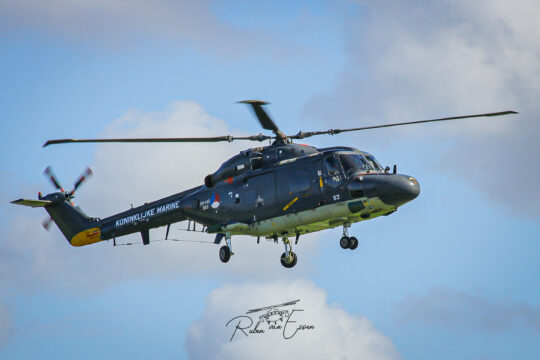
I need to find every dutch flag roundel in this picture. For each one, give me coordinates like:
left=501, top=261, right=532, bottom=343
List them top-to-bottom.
left=211, top=193, right=221, bottom=209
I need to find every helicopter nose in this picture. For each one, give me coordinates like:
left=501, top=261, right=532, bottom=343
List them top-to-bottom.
left=363, top=174, right=420, bottom=206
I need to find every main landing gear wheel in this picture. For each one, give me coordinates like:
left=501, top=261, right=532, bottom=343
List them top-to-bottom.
left=340, top=223, right=358, bottom=250
left=219, top=232, right=233, bottom=263
left=280, top=236, right=297, bottom=268
left=340, top=236, right=351, bottom=249
left=340, top=236, right=359, bottom=250
left=349, top=236, right=358, bottom=250
left=219, top=245, right=231, bottom=263
left=280, top=251, right=297, bottom=268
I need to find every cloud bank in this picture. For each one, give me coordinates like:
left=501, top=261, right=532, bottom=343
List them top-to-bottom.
left=0, top=0, right=297, bottom=58
left=304, top=0, right=540, bottom=216
left=1, top=101, right=320, bottom=294
left=185, top=279, right=401, bottom=360
left=396, top=287, right=540, bottom=333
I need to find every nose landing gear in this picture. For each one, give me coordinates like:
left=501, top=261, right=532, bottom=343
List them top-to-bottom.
left=339, top=223, right=359, bottom=250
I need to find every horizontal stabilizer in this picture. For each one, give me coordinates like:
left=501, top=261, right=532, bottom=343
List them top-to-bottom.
left=11, top=199, right=52, bottom=208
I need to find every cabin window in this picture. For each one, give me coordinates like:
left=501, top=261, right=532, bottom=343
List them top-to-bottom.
left=250, top=151, right=263, bottom=170
left=251, top=156, right=263, bottom=170
left=289, top=169, right=310, bottom=194
left=244, top=172, right=276, bottom=208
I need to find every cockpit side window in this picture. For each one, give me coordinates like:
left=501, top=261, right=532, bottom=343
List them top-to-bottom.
left=339, top=154, right=370, bottom=176
left=324, top=155, right=341, bottom=176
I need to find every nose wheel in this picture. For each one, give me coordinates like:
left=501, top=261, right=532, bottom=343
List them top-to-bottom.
left=340, top=223, right=359, bottom=250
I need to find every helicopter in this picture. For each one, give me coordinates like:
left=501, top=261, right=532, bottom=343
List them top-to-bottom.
left=11, top=100, right=517, bottom=268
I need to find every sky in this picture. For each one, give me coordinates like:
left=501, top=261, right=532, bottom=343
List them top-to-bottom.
left=1, top=0, right=539, bottom=359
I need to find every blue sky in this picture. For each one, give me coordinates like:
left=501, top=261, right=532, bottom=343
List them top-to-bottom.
left=1, top=1, right=539, bottom=359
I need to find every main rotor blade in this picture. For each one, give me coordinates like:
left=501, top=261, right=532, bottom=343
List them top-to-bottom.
left=239, top=100, right=286, bottom=140
left=289, top=111, right=519, bottom=139
left=43, top=134, right=272, bottom=147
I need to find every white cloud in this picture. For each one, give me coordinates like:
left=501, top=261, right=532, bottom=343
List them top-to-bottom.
left=0, top=0, right=298, bottom=59
left=303, top=0, right=540, bottom=216
left=1, top=101, right=321, bottom=294
left=185, top=279, right=401, bottom=360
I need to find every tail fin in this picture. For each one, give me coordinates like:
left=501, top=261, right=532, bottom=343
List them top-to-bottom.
left=12, top=166, right=100, bottom=246
left=12, top=197, right=101, bottom=247
left=45, top=201, right=101, bottom=246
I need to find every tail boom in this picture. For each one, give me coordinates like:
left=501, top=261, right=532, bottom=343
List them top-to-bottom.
left=12, top=185, right=202, bottom=247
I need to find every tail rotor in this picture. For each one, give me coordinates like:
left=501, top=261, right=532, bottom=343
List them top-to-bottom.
left=40, top=166, right=93, bottom=231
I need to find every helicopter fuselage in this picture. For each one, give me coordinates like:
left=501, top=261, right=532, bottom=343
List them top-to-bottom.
left=87, top=142, right=420, bottom=245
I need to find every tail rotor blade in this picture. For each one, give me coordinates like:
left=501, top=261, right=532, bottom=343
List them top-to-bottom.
left=43, top=166, right=64, bottom=191
left=71, top=167, right=93, bottom=194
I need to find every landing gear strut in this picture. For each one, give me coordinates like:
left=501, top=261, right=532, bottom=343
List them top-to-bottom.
left=339, top=223, right=358, bottom=250
left=219, top=232, right=233, bottom=263
left=280, top=237, right=297, bottom=268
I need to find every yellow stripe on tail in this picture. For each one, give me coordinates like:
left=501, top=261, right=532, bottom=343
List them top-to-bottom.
left=71, top=227, right=102, bottom=247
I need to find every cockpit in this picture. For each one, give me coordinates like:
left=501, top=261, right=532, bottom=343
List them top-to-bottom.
left=337, top=152, right=384, bottom=177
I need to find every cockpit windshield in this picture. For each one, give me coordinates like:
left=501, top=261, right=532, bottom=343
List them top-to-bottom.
left=339, top=153, right=383, bottom=176
left=339, top=154, right=370, bottom=176
left=364, top=155, right=383, bottom=171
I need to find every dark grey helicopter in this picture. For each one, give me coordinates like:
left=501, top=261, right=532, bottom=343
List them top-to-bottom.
left=11, top=101, right=517, bottom=268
